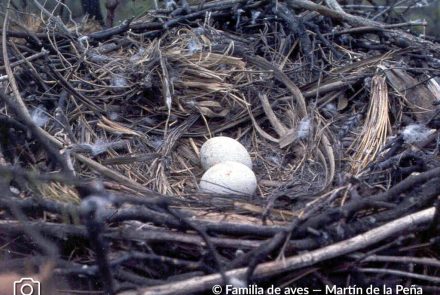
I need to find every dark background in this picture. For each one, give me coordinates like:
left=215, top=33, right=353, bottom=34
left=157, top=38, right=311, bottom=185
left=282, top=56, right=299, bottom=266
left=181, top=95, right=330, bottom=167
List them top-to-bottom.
left=1, top=0, right=440, bottom=36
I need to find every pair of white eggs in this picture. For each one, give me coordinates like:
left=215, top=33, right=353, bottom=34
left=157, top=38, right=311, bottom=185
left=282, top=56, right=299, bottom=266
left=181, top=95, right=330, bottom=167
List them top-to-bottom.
left=199, top=136, right=257, bottom=195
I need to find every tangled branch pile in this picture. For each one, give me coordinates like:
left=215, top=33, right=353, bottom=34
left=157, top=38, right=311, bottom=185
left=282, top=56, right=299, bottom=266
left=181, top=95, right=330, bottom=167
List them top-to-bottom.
left=1, top=0, right=440, bottom=294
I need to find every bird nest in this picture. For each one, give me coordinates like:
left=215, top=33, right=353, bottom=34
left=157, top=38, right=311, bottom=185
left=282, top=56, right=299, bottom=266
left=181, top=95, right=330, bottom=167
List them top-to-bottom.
left=1, top=0, right=440, bottom=294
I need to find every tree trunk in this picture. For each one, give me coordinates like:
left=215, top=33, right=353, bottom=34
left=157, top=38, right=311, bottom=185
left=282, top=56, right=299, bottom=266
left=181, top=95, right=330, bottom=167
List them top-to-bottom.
left=81, top=0, right=104, bottom=24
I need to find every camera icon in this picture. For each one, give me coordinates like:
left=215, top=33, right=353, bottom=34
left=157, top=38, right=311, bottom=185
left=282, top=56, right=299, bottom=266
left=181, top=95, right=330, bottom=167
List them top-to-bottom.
left=13, top=278, right=40, bottom=295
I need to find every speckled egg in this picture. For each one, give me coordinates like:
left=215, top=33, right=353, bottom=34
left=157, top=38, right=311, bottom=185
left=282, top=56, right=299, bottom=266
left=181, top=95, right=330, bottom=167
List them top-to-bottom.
left=200, top=136, right=252, bottom=170
left=199, top=161, right=257, bottom=195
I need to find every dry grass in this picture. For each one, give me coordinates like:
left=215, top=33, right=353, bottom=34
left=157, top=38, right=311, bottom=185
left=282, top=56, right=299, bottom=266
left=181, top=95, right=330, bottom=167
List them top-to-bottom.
left=349, top=75, right=390, bottom=175
left=38, top=182, right=80, bottom=204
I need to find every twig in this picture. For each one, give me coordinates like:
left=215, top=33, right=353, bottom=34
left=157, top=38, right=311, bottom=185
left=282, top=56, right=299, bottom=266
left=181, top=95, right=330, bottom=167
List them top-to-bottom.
left=2, top=0, right=31, bottom=117
left=286, top=0, right=440, bottom=50
left=0, top=48, right=48, bottom=71
left=80, top=196, right=115, bottom=295
left=350, top=254, right=440, bottom=268
left=357, top=267, right=440, bottom=283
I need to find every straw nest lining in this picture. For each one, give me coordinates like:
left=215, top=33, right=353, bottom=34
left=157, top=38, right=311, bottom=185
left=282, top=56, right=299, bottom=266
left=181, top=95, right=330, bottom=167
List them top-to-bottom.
left=40, top=24, right=335, bottom=210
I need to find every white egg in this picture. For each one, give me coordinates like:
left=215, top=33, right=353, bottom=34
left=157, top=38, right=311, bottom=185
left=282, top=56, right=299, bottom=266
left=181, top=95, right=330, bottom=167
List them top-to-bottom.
left=200, top=136, right=252, bottom=170
left=199, top=161, right=257, bottom=195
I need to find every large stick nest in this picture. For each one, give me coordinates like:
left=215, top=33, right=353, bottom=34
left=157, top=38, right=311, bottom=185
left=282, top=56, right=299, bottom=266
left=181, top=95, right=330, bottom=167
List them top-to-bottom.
left=1, top=0, right=440, bottom=294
